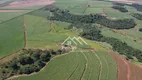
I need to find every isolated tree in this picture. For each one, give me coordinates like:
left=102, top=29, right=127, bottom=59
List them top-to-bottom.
left=139, top=28, right=142, bottom=32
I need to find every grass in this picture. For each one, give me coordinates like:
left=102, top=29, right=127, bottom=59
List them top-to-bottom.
left=53, top=0, right=87, bottom=15
left=88, top=1, right=112, bottom=8
left=85, top=8, right=103, bottom=14
left=104, top=8, right=132, bottom=19
left=0, top=10, right=32, bottom=23
left=29, top=10, right=51, bottom=18
left=24, top=14, right=108, bottom=50
left=24, top=15, right=77, bottom=49
left=0, top=16, right=24, bottom=58
left=101, top=28, right=142, bottom=51
left=11, top=49, right=117, bottom=80
left=81, top=50, right=100, bottom=80
left=96, top=51, right=117, bottom=80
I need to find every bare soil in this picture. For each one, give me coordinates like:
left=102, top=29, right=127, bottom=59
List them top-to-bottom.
left=1, top=0, right=55, bottom=8
left=108, top=50, right=142, bottom=80
left=108, top=50, right=130, bottom=80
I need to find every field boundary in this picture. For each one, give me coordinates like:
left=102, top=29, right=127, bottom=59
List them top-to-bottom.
left=23, top=16, right=27, bottom=48
left=91, top=50, right=102, bottom=80
left=80, top=51, right=88, bottom=80
left=66, top=52, right=80, bottom=80
left=103, top=56, right=109, bottom=80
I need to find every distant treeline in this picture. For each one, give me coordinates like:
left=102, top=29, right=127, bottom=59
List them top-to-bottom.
left=113, top=2, right=142, bottom=12
left=128, top=4, right=142, bottom=12
left=112, top=5, right=128, bottom=12
left=46, top=7, right=142, bottom=62
left=47, top=7, right=136, bottom=29
left=131, top=13, right=142, bottom=20
left=74, top=24, right=142, bottom=62
left=0, top=49, right=67, bottom=80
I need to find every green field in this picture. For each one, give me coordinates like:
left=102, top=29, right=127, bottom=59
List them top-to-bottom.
left=1, top=0, right=142, bottom=80
left=104, top=7, right=132, bottom=19
left=0, top=10, right=32, bottom=23
left=24, top=14, right=77, bottom=49
left=0, top=16, right=24, bottom=58
left=101, top=28, right=142, bottom=51
left=11, top=49, right=117, bottom=80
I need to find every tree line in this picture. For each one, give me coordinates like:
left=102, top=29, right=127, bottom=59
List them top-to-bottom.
left=113, top=2, right=142, bottom=12
left=128, top=4, right=142, bottom=12
left=112, top=5, right=128, bottom=12
left=44, top=7, right=142, bottom=63
left=47, top=7, right=136, bottom=29
left=131, top=13, right=142, bottom=20
left=76, top=24, right=142, bottom=62
left=0, top=49, right=66, bottom=80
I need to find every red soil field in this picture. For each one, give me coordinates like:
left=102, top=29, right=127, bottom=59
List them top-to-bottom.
left=1, top=0, right=55, bottom=8
left=108, top=50, right=142, bottom=80
left=108, top=50, right=128, bottom=80
left=129, top=62, right=142, bottom=80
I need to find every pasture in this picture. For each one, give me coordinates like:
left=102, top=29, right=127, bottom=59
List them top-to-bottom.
left=103, top=7, right=132, bottom=19
left=0, top=10, right=32, bottom=23
left=24, top=14, right=76, bottom=49
left=24, top=14, right=108, bottom=50
left=0, top=16, right=24, bottom=58
left=101, top=28, right=142, bottom=51
left=11, top=49, right=117, bottom=80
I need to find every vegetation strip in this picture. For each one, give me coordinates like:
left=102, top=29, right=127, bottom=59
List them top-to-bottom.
left=48, top=7, right=136, bottom=29
left=23, top=16, right=27, bottom=48
left=91, top=50, right=102, bottom=80
left=80, top=51, right=88, bottom=80
left=86, top=52, right=92, bottom=80
left=66, top=53, right=80, bottom=80
left=103, top=56, right=109, bottom=80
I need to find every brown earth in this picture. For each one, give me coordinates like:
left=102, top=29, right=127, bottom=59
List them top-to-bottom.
left=1, top=0, right=55, bottom=8
left=108, top=50, right=142, bottom=80
left=108, top=50, right=129, bottom=80
left=129, top=62, right=142, bottom=80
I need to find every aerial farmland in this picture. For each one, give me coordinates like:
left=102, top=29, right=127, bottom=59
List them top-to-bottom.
left=0, top=0, right=142, bottom=80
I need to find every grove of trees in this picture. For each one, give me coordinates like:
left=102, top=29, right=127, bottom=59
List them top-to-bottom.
left=112, top=5, right=128, bottom=12
left=47, top=7, right=136, bottom=29
left=0, top=49, right=65, bottom=80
